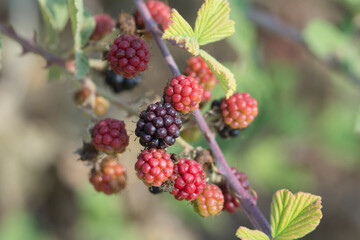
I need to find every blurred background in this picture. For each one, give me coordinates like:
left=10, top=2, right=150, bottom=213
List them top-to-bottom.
left=0, top=0, right=360, bottom=239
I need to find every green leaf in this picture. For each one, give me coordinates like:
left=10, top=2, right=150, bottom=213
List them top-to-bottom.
left=38, top=0, right=69, bottom=31
left=68, top=0, right=95, bottom=78
left=194, top=0, right=235, bottom=45
left=163, top=9, right=199, bottom=55
left=303, top=19, right=348, bottom=59
left=199, top=49, right=236, bottom=98
left=271, top=189, right=322, bottom=240
left=236, top=227, right=270, bottom=240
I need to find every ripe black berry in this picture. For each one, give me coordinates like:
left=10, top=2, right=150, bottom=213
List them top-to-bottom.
left=105, top=70, right=141, bottom=93
left=135, top=102, right=182, bottom=149
left=218, top=125, right=241, bottom=139
left=149, top=186, right=163, bottom=194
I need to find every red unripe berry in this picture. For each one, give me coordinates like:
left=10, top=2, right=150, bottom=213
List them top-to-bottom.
left=135, top=0, right=171, bottom=30
left=91, top=14, right=115, bottom=41
left=107, top=34, right=150, bottom=78
left=185, top=56, right=218, bottom=102
left=164, top=75, right=203, bottom=113
left=220, top=92, right=258, bottom=129
left=91, top=118, right=129, bottom=154
left=135, top=148, right=175, bottom=187
left=90, top=157, right=126, bottom=195
left=171, top=158, right=206, bottom=201
left=193, top=184, right=224, bottom=217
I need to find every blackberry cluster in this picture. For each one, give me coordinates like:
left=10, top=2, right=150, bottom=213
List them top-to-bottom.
left=135, top=0, right=171, bottom=31
left=91, top=14, right=115, bottom=41
left=107, top=34, right=150, bottom=78
left=185, top=56, right=218, bottom=103
left=105, top=70, right=141, bottom=93
left=164, top=75, right=203, bottom=113
left=220, top=92, right=258, bottom=129
left=135, top=102, right=182, bottom=149
left=91, top=118, right=129, bottom=154
left=135, top=148, right=174, bottom=187
left=89, top=157, right=126, bottom=195
left=171, top=158, right=206, bottom=201
left=220, top=168, right=256, bottom=213
left=193, top=184, right=224, bottom=217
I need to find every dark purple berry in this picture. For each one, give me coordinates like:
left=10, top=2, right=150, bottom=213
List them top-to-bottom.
left=105, top=70, right=142, bottom=93
left=135, top=102, right=182, bottom=149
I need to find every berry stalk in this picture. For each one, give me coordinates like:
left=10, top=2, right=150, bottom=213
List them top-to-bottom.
left=133, top=0, right=271, bottom=236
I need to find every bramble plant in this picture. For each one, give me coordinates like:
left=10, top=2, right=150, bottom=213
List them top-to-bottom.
left=0, top=0, right=328, bottom=239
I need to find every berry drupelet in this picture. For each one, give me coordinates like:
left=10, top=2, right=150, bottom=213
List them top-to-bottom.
left=107, top=34, right=150, bottom=78
left=105, top=70, right=141, bottom=93
left=164, top=75, right=203, bottom=114
left=135, top=102, right=182, bottom=149
left=91, top=118, right=129, bottom=154
left=135, top=148, right=174, bottom=187
left=89, top=157, right=126, bottom=195
left=171, top=158, right=206, bottom=201
left=193, top=184, right=224, bottom=217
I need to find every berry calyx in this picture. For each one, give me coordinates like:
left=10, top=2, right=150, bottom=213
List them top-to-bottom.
left=135, top=0, right=171, bottom=30
left=91, top=14, right=115, bottom=41
left=107, top=34, right=150, bottom=78
left=185, top=56, right=218, bottom=103
left=105, top=70, right=141, bottom=93
left=164, top=75, right=203, bottom=114
left=220, top=92, right=258, bottom=129
left=135, top=102, right=182, bottom=149
left=91, top=118, right=129, bottom=154
left=135, top=148, right=174, bottom=187
left=89, top=157, right=126, bottom=195
left=171, top=158, right=206, bottom=201
left=193, top=184, right=224, bottom=217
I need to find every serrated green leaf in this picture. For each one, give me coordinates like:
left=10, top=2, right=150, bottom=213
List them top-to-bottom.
left=38, top=0, right=68, bottom=31
left=68, top=0, right=95, bottom=78
left=194, top=0, right=235, bottom=45
left=163, top=9, right=199, bottom=55
left=303, top=19, right=348, bottom=59
left=199, top=49, right=236, bottom=98
left=271, top=189, right=322, bottom=240
left=236, top=227, right=270, bottom=240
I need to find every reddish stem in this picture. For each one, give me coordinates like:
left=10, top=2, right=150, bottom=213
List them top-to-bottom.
left=133, top=0, right=271, bottom=237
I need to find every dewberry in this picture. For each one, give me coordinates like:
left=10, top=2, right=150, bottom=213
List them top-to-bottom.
left=135, top=0, right=171, bottom=30
left=91, top=14, right=115, bottom=41
left=107, top=34, right=150, bottom=78
left=185, top=56, right=218, bottom=102
left=105, top=70, right=141, bottom=93
left=164, top=75, right=203, bottom=114
left=220, top=92, right=258, bottom=129
left=135, top=102, right=182, bottom=149
left=91, top=118, right=129, bottom=154
left=135, top=148, right=174, bottom=187
left=89, top=157, right=126, bottom=195
left=171, top=158, right=206, bottom=201
left=193, top=184, right=224, bottom=217
left=149, top=186, right=163, bottom=194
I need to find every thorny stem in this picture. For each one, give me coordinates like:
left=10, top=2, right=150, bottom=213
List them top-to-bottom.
left=134, top=0, right=272, bottom=237
left=0, top=24, right=74, bottom=71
